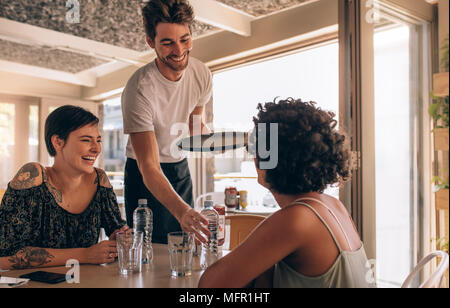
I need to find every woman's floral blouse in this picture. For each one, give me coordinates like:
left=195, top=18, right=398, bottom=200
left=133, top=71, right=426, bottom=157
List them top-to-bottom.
left=0, top=166, right=126, bottom=257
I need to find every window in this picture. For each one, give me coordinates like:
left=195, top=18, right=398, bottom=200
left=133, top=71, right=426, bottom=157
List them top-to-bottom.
left=339, top=1, right=433, bottom=287
left=374, top=24, right=420, bottom=288
left=211, top=41, right=339, bottom=207
left=0, top=96, right=39, bottom=190
left=102, top=96, right=126, bottom=200
left=103, top=96, right=127, bottom=173
left=0, top=103, right=15, bottom=189
left=29, top=105, right=39, bottom=163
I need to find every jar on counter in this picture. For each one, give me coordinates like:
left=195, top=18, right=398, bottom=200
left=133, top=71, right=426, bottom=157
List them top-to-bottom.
left=224, top=187, right=237, bottom=212
left=238, top=190, right=248, bottom=209
left=213, top=204, right=226, bottom=246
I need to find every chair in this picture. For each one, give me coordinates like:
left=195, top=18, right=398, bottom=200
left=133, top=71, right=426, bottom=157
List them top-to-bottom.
left=0, top=189, right=5, bottom=201
left=195, top=192, right=225, bottom=211
left=227, top=214, right=266, bottom=250
left=401, top=251, right=449, bottom=288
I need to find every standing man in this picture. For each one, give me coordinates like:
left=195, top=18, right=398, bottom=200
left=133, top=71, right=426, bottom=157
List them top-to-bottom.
left=122, top=0, right=210, bottom=244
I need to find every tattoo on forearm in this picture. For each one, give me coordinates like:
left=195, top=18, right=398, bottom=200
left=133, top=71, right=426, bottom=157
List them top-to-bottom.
left=8, top=247, right=54, bottom=269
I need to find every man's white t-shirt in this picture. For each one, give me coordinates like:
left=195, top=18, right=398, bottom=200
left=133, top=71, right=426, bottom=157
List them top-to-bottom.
left=121, top=57, right=212, bottom=163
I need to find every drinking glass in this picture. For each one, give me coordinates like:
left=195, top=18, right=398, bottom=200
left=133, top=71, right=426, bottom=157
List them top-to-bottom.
left=116, top=231, right=143, bottom=275
left=167, top=231, right=195, bottom=277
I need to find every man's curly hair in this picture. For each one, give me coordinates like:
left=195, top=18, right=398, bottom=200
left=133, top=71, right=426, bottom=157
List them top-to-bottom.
left=253, top=98, right=353, bottom=195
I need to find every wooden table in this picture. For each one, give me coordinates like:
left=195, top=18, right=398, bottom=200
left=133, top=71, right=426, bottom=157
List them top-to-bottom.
left=5, top=244, right=225, bottom=288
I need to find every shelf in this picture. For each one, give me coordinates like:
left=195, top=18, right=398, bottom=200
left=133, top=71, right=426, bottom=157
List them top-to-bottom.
left=433, top=72, right=449, bottom=97
left=434, top=128, right=449, bottom=151
left=436, top=189, right=449, bottom=211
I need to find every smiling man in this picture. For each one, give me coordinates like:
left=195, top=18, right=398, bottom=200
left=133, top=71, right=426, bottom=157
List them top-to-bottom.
left=121, top=0, right=212, bottom=244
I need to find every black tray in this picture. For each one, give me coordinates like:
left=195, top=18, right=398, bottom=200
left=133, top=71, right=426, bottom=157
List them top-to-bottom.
left=177, top=131, right=248, bottom=152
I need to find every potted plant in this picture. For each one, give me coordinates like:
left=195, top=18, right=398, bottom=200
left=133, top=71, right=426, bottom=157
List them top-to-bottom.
left=430, top=34, right=449, bottom=150
left=430, top=35, right=449, bottom=288
left=429, top=93, right=449, bottom=150
left=432, top=175, right=449, bottom=211
left=437, top=238, right=449, bottom=254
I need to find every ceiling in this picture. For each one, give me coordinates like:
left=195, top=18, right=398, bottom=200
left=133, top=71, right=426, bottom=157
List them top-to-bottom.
left=0, top=0, right=312, bottom=89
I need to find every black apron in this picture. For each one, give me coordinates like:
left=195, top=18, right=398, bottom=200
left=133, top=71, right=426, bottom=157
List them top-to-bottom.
left=124, top=158, right=193, bottom=244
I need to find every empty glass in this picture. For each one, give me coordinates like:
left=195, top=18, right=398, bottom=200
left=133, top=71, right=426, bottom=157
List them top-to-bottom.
left=116, top=231, right=143, bottom=275
left=167, top=231, right=195, bottom=277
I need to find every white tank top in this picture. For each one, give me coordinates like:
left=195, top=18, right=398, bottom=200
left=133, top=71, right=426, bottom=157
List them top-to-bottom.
left=273, top=197, right=374, bottom=288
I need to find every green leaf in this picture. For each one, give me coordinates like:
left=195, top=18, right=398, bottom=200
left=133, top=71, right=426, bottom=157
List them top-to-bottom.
left=428, top=103, right=439, bottom=117
left=432, top=176, right=443, bottom=183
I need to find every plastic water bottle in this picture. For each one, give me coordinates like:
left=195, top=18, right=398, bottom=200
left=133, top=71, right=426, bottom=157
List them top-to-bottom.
left=133, top=199, right=153, bottom=264
left=200, top=200, right=219, bottom=268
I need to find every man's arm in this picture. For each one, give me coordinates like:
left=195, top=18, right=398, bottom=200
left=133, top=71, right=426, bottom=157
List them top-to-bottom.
left=189, top=106, right=211, bottom=136
left=130, top=131, right=209, bottom=241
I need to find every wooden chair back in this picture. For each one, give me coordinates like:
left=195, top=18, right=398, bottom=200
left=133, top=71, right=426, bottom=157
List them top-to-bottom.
left=227, top=214, right=266, bottom=250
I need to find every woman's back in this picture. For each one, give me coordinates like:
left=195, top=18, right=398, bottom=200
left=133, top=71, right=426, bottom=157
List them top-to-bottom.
left=273, top=195, right=373, bottom=288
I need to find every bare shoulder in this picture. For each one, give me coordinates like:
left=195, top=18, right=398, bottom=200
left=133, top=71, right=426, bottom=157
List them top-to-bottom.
left=10, top=163, right=44, bottom=190
left=94, top=168, right=112, bottom=188
left=274, top=204, right=316, bottom=223
left=268, top=205, right=317, bottom=237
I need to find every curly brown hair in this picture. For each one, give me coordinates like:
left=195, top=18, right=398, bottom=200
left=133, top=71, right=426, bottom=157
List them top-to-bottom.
left=142, top=0, right=194, bottom=41
left=252, top=98, right=353, bottom=195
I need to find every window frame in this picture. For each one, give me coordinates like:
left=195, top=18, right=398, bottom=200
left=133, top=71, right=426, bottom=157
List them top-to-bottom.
left=338, top=0, right=435, bottom=284
left=207, top=33, right=340, bottom=209
left=0, top=94, right=39, bottom=180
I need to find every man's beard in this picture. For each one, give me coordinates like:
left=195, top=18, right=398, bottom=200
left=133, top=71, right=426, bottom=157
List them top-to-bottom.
left=156, top=49, right=190, bottom=72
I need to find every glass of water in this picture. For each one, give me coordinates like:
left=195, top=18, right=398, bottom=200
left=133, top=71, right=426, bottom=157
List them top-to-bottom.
left=116, top=231, right=143, bottom=275
left=167, top=231, right=195, bottom=277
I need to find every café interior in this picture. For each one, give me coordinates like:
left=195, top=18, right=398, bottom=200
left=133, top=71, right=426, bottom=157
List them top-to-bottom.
left=0, top=0, right=448, bottom=288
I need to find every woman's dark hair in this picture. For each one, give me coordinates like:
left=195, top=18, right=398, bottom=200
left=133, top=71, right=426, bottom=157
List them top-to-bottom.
left=142, top=0, right=194, bottom=41
left=252, top=98, right=353, bottom=195
left=45, top=105, right=99, bottom=157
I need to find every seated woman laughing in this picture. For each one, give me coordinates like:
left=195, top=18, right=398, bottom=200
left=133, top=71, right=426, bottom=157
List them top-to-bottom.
left=0, top=105, right=128, bottom=270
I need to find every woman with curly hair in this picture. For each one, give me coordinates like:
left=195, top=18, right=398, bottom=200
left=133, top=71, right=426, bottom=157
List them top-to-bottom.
left=199, top=98, right=372, bottom=288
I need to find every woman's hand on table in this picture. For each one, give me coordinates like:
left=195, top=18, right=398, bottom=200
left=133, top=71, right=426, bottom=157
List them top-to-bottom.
left=84, top=240, right=118, bottom=264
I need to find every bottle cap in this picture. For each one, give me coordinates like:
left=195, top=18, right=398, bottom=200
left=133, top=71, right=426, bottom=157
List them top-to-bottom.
left=138, top=199, right=147, bottom=205
left=203, top=200, right=214, bottom=208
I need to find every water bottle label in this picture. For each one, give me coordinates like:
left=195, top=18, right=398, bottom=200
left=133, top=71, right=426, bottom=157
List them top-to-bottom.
left=218, top=216, right=225, bottom=242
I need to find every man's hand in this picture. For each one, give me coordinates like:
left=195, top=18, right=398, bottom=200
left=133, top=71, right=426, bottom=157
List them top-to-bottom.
left=189, top=106, right=212, bottom=136
left=130, top=131, right=212, bottom=244
left=180, top=208, right=210, bottom=244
